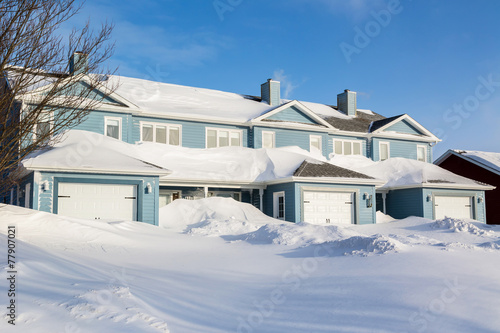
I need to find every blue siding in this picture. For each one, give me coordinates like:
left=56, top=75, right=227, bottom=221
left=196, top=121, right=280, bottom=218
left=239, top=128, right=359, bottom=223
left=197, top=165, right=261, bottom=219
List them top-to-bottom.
left=266, top=106, right=318, bottom=125
left=71, top=110, right=133, bottom=143
left=131, top=116, right=249, bottom=148
left=384, top=119, right=424, bottom=135
left=253, top=126, right=329, bottom=158
left=329, top=134, right=368, bottom=158
left=372, top=138, right=432, bottom=162
left=36, top=172, right=159, bottom=225
left=264, top=183, right=295, bottom=222
left=295, top=183, right=376, bottom=224
left=386, top=188, right=424, bottom=219
left=422, top=188, right=487, bottom=222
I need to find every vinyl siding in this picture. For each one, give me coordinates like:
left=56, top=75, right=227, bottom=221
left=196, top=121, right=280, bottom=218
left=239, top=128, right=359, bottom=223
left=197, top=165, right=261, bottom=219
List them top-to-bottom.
left=266, top=106, right=318, bottom=125
left=71, top=110, right=133, bottom=143
left=132, top=116, right=249, bottom=148
left=384, top=119, right=424, bottom=135
left=253, top=126, right=329, bottom=158
left=372, top=138, right=432, bottom=162
left=264, top=183, right=295, bottom=222
left=386, top=188, right=423, bottom=219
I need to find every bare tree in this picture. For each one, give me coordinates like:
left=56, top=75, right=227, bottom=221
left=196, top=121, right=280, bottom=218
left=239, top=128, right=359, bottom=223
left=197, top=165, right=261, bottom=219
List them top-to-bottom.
left=0, top=0, right=115, bottom=194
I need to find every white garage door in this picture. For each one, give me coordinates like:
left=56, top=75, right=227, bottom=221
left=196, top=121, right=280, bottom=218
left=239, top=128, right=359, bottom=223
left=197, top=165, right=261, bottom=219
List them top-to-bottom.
left=58, top=183, right=137, bottom=221
left=303, top=191, right=354, bottom=225
left=434, top=196, right=473, bottom=220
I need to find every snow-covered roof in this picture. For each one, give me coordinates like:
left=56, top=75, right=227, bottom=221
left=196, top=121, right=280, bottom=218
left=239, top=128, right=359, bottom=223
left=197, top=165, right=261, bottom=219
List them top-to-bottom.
left=22, top=131, right=379, bottom=185
left=22, top=131, right=170, bottom=176
left=449, top=150, right=500, bottom=176
left=330, top=155, right=494, bottom=190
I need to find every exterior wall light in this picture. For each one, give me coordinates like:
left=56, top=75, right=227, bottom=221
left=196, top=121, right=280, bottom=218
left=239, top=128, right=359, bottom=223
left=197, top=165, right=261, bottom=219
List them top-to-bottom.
left=146, top=183, right=152, bottom=194
left=427, top=195, right=433, bottom=202
left=478, top=196, right=484, bottom=203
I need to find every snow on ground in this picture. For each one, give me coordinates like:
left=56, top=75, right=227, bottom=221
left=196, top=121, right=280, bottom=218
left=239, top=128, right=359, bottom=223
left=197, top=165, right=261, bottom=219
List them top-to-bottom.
left=1, top=200, right=500, bottom=333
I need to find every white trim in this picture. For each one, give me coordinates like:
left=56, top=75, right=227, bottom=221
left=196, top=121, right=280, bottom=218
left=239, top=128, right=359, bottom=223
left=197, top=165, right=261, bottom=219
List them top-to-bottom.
left=253, top=100, right=336, bottom=129
left=32, top=111, right=53, bottom=142
left=371, top=114, right=440, bottom=141
left=104, top=116, right=122, bottom=141
left=139, top=121, right=182, bottom=146
left=205, top=127, right=243, bottom=148
left=261, top=130, right=275, bottom=148
left=309, top=135, right=322, bottom=154
left=379, top=141, right=390, bottom=161
left=417, top=145, right=427, bottom=162
left=24, top=165, right=171, bottom=176
left=265, top=176, right=385, bottom=186
left=159, top=178, right=267, bottom=189
left=24, top=183, right=30, bottom=208
left=382, top=183, right=495, bottom=191
left=273, top=191, right=285, bottom=220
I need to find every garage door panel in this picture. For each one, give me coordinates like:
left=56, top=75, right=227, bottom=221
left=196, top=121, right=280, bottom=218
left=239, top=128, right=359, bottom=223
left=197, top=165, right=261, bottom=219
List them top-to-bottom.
left=58, top=183, right=137, bottom=221
left=303, top=190, right=354, bottom=225
left=434, top=196, right=473, bottom=220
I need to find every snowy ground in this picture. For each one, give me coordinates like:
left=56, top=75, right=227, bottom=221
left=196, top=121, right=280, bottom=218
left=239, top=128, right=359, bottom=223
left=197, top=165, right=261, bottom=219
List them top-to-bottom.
left=1, top=198, right=500, bottom=333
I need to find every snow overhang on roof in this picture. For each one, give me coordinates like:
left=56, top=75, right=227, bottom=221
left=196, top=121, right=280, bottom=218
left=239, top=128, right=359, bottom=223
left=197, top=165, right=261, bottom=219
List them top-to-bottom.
left=435, top=149, right=500, bottom=178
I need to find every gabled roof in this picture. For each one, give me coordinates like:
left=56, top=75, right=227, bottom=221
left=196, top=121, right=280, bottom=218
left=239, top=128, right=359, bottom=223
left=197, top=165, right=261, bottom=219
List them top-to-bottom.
left=252, top=100, right=335, bottom=129
left=324, top=110, right=386, bottom=133
left=369, top=114, right=440, bottom=141
left=435, top=149, right=500, bottom=177
left=294, top=160, right=374, bottom=179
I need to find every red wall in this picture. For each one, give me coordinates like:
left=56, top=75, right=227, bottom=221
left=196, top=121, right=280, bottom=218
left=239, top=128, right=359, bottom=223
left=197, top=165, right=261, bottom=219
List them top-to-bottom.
left=438, top=154, right=500, bottom=224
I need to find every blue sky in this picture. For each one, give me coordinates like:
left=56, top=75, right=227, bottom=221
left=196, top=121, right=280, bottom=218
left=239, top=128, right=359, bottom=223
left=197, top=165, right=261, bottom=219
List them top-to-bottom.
left=68, top=0, right=500, bottom=159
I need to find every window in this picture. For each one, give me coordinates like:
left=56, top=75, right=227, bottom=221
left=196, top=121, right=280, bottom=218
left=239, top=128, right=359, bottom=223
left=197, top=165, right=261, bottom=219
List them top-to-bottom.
left=34, top=112, right=52, bottom=142
left=105, top=117, right=121, bottom=140
left=140, top=122, right=181, bottom=145
left=206, top=128, right=242, bottom=148
left=262, top=131, right=275, bottom=148
left=310, top=135, right=322, bottom=154
left=333, top=139, right=362, bottom=156
left=379, top=142, right=390, bottom=161
left=417, top=145, right=427, bottom=162
left=273, top=192, right=285, bottom=220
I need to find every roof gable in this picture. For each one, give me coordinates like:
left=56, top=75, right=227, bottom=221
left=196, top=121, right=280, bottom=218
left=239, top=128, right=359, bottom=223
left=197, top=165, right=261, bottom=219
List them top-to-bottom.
left=253, top=100, right=335, bottom=128
left=370, top=114, right=440, bottom=141
left=435, top=150, right=500, bottom=177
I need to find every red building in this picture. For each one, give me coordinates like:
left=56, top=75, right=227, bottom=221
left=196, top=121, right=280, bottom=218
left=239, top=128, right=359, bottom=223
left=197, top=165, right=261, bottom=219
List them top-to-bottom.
left=435, top=150, right=500, bottom=225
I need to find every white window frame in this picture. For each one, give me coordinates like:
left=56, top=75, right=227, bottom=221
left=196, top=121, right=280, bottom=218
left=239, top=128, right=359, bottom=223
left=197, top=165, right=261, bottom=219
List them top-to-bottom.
left=33, top=112, right=53, bottom=142
left=104, top=116, right=122, bottom=141
left=140, top=122, right=182, bottom=146
left=205, top=127, right=243, bottom=148
left=262, top=131, right=275, bottom=149
left=309, top=135, right=322, bottom=154
left=333, top=139, right=363, bottom=156
left=379, top=141, right=390, bottom=161
left=417, top=145, right=427, bottom=162
left=273, top=191, right=285, bottom=220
